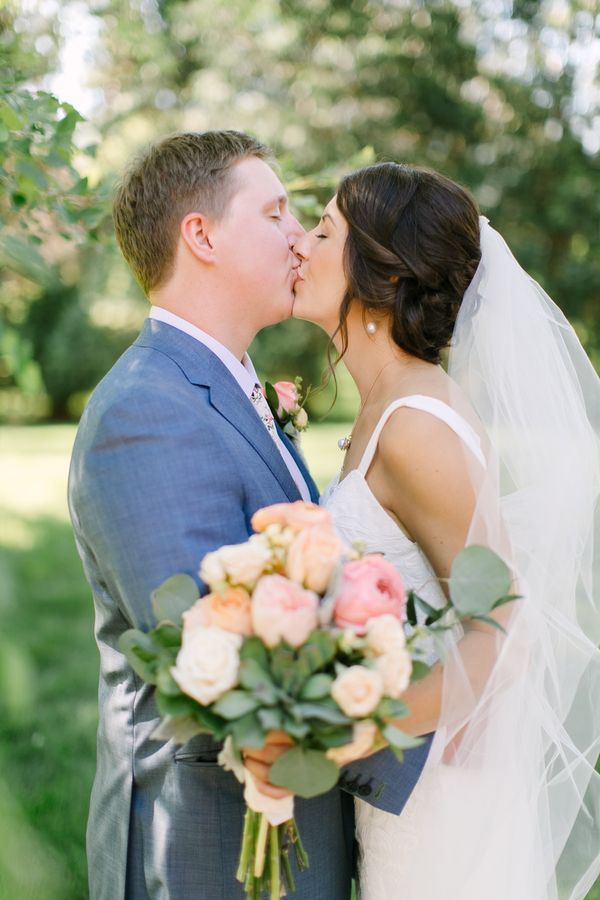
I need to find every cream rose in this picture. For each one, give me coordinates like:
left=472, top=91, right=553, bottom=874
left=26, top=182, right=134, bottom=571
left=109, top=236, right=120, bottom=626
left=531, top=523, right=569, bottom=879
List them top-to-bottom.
left=294, top=407, right=308, bottom=430
left=285, top=524, right=344, bottom=593
left=200, top=540, right=272, bottom=591
left=366, top=614, right=406, bottom=656
left=171, top=626, right=242, bottom=705
left=375, top=648, right=412, bottom=699
left=331, top=665, right=384, bottom=717
left=326, top=719, right=379, bottom=767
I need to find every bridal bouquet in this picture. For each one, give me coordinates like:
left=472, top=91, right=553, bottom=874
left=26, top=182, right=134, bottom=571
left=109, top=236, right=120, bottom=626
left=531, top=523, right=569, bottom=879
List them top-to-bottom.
left=120, top=501, right=514, bottom=899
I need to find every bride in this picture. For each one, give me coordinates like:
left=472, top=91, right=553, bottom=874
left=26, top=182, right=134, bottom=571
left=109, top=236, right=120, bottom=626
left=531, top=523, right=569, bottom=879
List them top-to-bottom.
left=291, top=163, right=600, bottom=899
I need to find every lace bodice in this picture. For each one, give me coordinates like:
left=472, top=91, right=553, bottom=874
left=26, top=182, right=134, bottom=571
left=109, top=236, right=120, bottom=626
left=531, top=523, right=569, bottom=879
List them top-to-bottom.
left=321, top=395, right=486, bottom=619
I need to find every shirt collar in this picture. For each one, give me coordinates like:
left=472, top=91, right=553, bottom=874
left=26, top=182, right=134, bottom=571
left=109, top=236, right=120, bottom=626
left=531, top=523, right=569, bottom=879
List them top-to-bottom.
left=149, top=306, right=259, bottom=397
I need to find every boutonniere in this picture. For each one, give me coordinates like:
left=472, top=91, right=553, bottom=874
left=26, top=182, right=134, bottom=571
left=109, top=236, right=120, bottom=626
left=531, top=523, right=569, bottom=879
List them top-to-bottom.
left=264, top=376, right=310, bottom=439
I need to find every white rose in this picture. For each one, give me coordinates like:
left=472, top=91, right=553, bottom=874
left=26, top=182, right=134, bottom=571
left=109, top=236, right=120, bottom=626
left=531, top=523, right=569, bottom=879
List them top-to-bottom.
left=294, top=408, right=308, bottom=430
left=218, top=541, right=273, bottom=589
left=199, top=550, right=226, bottom=590
left=366, top=615, right=406, bottom=656
left=171, top=626, right=242, bottom=705
left=375, top=648, right=412, bottom=699
left=331, top=665, right=384, bottom=717
left=326, top=719, right=378, bottom=767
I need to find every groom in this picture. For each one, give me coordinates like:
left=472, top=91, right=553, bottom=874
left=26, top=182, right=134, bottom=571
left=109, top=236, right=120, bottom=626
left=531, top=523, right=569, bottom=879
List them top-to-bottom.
left=69, top=130, right=430, bottom=900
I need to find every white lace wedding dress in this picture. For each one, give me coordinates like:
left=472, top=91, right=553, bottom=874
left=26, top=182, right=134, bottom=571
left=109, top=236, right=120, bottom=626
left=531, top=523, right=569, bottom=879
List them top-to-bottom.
left=321, top=395, right=487, bottom=900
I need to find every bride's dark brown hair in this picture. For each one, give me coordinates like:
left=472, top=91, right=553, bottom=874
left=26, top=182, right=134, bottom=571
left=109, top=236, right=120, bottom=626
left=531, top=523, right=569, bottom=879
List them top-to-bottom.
left=333, top=162, right=481, bottom=365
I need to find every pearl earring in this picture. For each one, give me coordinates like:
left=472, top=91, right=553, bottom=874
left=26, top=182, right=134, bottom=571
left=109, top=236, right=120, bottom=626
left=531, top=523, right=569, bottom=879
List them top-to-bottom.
left=366, top=321, right=377, bottom=334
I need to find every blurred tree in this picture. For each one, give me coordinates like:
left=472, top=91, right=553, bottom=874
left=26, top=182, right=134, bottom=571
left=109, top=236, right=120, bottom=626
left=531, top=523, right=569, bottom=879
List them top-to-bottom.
left=1, top=0, right=599, bottom=420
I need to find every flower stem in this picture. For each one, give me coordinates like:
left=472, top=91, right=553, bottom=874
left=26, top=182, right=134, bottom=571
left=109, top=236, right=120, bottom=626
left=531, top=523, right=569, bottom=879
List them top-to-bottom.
left=237, top=807, right=256, bottom=882
left=254, top=812, right=269, bottom=878
left=291, top=819, right=309, bottom=871
left=269, top=825, right=280, bottom=900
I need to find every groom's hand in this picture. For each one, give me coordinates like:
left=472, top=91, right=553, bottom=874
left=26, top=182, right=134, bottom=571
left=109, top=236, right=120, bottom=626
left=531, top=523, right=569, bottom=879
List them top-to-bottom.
left=242, top=730, right=294, bottom=799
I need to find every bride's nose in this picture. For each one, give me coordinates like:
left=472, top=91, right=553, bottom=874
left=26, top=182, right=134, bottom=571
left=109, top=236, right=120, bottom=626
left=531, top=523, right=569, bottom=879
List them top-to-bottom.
left=292, top=231, right=309, bottom=261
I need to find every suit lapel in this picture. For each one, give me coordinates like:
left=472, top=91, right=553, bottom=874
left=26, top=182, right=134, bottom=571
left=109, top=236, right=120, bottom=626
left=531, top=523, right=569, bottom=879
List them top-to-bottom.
left=137, top=319, right=303, bottom=503
left=276, top=424, right=320, bottom=503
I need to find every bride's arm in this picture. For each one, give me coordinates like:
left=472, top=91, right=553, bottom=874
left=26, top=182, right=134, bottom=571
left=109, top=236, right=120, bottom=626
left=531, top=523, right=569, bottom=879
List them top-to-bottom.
left=374, top=408, right=508, bottom=737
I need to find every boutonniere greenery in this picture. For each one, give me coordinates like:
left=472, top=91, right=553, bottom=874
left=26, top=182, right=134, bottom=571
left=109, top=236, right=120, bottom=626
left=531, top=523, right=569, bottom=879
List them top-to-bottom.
left=264, top=376, right=311, bottom=439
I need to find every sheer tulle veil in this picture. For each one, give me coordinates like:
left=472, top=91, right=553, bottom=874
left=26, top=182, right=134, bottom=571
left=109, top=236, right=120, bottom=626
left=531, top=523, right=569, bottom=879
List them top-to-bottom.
left=419, top=217, right=600, bottom=899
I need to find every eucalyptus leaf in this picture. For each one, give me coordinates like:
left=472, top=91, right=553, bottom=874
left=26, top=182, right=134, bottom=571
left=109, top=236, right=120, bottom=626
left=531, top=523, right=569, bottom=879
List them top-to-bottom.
left=449, top=546, right=511, bottom=617
left=151, top=574, right=199, bottom=625
left=118, top=629, right=161, bottom=683
left=240, top=637, right=270, bottom=670
left=239, top=658, right=278, bottom=704
left=410, top=661, right=430, bottom=683
left=156, top=666, right=182, bottom=697
left=299, top=673, right=333, bottom=701
left=212, top=690, right=259, bottom=720
left=375, top=697, right=409, bottom=720
left=296, top=701, right=352, bottom=726
left=257, top=707, right=284, bottom=731
left=231, top=712, right=265, bottom=749
left=151, top=715, right=209, bottom=744
left=282, top=716, right=310, bottom=740
left=382, top=723, right=424, bottom=750
left=312, top=725, right=354, bottom=749
left=270, top=746, right=340, bottom=798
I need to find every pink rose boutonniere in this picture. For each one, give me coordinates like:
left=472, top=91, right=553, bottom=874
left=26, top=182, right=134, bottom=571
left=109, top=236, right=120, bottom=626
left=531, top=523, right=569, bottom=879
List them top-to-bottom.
left=264, top=376, right=310, bottom=441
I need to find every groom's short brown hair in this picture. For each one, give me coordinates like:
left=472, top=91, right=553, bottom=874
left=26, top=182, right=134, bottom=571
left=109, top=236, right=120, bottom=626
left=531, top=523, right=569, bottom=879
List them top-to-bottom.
left=113, top=130, right=272, bottom=295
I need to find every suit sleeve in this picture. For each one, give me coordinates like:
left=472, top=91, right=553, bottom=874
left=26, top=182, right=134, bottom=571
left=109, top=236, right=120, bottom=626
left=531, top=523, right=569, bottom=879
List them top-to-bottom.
left=69, top=387, right=250, bottom=631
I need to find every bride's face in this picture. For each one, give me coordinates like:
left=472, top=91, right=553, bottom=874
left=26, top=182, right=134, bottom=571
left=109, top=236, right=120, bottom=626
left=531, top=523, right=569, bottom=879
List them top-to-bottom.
left=291, top=196, right=349, bottom=332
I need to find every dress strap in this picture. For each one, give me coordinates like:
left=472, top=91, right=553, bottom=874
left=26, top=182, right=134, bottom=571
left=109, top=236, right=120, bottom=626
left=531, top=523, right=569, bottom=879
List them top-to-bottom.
left=357, top=395, right=486, bottom=475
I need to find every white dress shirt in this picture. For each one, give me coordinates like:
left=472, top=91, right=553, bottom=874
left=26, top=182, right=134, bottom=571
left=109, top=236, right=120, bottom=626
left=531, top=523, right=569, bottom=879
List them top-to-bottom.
left=149, top=306, right=311, bottom=501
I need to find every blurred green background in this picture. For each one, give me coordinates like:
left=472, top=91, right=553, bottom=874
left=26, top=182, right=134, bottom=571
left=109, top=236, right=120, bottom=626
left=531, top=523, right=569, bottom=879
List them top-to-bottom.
left=1, top=0, right=599, bottom=897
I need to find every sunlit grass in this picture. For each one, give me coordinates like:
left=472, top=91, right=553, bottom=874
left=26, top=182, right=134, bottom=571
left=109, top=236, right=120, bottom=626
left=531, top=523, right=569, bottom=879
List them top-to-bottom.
left=1, top=424, right=598, bottom=900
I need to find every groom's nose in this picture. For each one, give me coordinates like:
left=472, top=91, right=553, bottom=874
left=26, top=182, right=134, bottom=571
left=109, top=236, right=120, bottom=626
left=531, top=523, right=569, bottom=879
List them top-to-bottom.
left=286, top=211, right=305, bottom=246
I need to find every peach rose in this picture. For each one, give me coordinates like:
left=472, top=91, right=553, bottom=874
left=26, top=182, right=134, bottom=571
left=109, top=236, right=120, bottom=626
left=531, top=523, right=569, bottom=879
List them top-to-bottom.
left=272, top=381, right=298, bottom=416
left=251, top=502, right=332, bottom=534
left=285, top=524, right=344, bottom=594
left=200, top=539, right=272, bottom=591
left=334, top=556, right=406, bottom=634
left=251, top=574, right=319, bottom=647
left=184, top=587, right=253, bottom=636
left=366, top=614, right=406, bottom=656
left=171, top=626, right=242, bottom=705
left=375, top=648, right=412, bottom=699
left=331, top=665, right=384, bottom=717
left=326, top=719, right=379, bottom=767
left=243, top=768, right=295, bottom=826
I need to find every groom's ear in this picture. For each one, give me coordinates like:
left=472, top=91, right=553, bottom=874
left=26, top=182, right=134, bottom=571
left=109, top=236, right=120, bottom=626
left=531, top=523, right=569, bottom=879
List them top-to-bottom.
left=180, top=212, right=216, bottom=264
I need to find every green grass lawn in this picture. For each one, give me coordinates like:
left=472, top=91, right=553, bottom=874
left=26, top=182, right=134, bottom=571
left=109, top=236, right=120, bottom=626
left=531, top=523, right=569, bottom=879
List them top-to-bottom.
left=0, top=424, right=598, bottom=900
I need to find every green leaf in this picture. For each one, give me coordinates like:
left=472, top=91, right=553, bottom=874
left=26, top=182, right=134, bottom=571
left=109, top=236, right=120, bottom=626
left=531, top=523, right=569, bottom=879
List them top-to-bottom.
left=0, top=232, right=52, bottom=283
left=264, top=382, right=280, bottom=416
left=449, top=546, right=512, bottom=617
left=151, top=574, right=199, bottom=625
left=405, top=591, right=417, bottom=627
left=469, top=614, right=507, bottom=634
left=152, top=623, right=182, bottom=652
left=118, top=629, right=161, bottom=683
left=297, top=631, right=337, bottom=674
left=240, top=637, right=270, bottom=670
left=270, top=645, right=299, bottom=695
left=239, top=658, right=278, bottom=704
left=410, top=661, right=430, bottom=683
left=156, top=666, right=182, bottom=696
left=299, top=673, right=333, bottom=700
left=212, top=690, right=259, bottom=720
left=375, top=697, right=409, bottom=720
left=296, top=701, right=352, bottom=726
left=257, top=707, right=283, bottom=731
left=230, top=712, right=265, bottom=749
left=151, top=715, right=209, bottom=744
left=282, top=716, right=310, bottom=740
left=311, top=724, right=354, bottom=749
left=382, top=724, right=424, bottom=751
left=270, top=746, right=340, bottom=798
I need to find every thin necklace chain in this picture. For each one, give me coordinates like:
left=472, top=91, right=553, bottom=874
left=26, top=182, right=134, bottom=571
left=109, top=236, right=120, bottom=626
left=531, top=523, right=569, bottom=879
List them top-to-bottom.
left=338, top=358, right=398, bottom=453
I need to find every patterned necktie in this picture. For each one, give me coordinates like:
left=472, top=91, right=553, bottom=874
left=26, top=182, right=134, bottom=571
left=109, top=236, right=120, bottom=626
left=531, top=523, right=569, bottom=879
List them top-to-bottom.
left=250, top=383, right=278, bottom=442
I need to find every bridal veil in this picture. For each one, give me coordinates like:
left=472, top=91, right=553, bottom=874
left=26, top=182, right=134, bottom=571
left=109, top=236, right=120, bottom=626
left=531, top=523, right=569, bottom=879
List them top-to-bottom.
left=418, top=217, right=600, bottom=899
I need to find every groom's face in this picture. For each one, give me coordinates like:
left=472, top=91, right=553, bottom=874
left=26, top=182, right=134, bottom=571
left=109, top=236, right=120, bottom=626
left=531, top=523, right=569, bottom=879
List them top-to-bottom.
left=212, top=157, right=304, bottom=327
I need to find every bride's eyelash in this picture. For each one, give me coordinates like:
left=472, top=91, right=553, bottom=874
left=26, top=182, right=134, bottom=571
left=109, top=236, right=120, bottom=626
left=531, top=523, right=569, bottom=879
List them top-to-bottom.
left=316, top=233, right=327, bottom=239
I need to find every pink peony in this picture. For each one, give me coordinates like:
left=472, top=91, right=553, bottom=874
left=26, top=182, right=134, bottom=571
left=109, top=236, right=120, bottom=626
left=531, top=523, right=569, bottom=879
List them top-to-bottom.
left=272, top=381, right=298, bottom=417
left=252, top=501, right=332, bottom=534
left=285, top=524, right=344, bottom=594
left=334, top=556, right=406, bottom=634
left=251, top=574, right=319, bottom=647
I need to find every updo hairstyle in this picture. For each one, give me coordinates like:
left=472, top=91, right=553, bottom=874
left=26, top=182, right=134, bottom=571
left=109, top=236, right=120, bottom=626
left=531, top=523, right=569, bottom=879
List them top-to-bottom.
left=335, top=162, right=481, bottom=364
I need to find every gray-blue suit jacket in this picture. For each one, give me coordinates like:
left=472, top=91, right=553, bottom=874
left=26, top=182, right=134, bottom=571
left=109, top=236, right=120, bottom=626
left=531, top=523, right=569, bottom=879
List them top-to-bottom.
left=68, top=319, right=430, bottom=900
